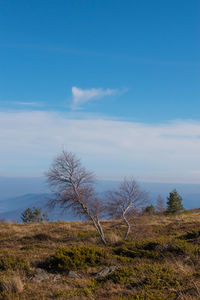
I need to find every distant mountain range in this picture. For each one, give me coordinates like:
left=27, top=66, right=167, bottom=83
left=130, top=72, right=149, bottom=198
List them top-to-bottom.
left=0, top=177, right=199, bottom=222
left=0, top=193, right=80, bottom=222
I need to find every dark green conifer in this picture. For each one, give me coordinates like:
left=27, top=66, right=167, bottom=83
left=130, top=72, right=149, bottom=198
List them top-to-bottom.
left=166, top=189, right=184, bottom=214
left=21, top=207, right=49, bottom=223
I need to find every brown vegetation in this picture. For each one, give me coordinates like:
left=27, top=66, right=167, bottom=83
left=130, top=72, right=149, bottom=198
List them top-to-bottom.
left=1, top=210, right=200, bottom=299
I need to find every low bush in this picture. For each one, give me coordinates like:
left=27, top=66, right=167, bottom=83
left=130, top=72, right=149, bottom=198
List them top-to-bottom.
left=21, top=207, right=49, bottom=223
left=180, top=229, right=200, bottom=241
left=77, top=231, right=98, bottom=238
left=33, top=233, right=52, bottom=241
left=113, top=237, right=200, bottom=259
left=113, top=239, right=162, bottom=259
left=169, top=239, right=199, bottom=257
left=114, top=245, right=159, bottom=259
left=43, top=246, right=107, bottom=272
left=0, top=255, right=30, bottom=272
left=96, top=263, right=179, bottom=291
left=136, top=263, right=178, bottom=289
left=96, top=267, right=134, bottom=285
left=120, top=289, right=177, bottom=300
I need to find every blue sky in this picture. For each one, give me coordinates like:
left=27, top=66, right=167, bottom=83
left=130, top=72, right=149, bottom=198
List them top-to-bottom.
left=0, top=0, right=200, bottom=183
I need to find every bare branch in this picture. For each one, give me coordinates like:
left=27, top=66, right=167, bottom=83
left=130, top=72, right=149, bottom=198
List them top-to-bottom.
left=45, top=150, right=106, bottom=245
left=105, top=177, right=148, bottom=240
left=156, top=195, right=166, bottom=214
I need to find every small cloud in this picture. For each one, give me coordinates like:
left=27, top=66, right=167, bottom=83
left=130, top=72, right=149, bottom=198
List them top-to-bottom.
left=71, top=86, right=118, bottom=109
left=12, top=101, right=42, bottom=106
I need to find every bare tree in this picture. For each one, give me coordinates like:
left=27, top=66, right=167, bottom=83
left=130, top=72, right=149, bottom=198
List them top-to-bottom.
left=46, top=150, right=106, bottom=245
left=106, top=177, right=147, bottom=240
left=156, top=195, right=166, bottom=214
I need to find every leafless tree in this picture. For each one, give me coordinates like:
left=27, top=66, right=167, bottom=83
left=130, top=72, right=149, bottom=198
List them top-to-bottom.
left=46, top=150, right=106, bottom=245
left=105, top=177, right=147, bottom=240
left=156, top=195, right=166, bottom=214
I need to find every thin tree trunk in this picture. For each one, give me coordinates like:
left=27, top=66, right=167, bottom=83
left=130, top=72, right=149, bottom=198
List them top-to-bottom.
left=71, top=181, right=107, bottom=245
left=122, top=204, right=132, bottom=240
left=122, top=212, right=131, bottom=240
left=87, top=213, right=106, bottom=245
left=86, top=214, right=107, bottom=245
left=96, top=217, right=107, bottom=245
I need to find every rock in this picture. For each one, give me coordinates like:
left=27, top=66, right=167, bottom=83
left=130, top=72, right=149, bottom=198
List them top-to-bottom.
left=155, top=242, right=173, bottom=252
left=183, top=255, right=191, bottom=261
left=95, top=266, right=117, bottom=278
left=32, top=268, right=50, bottom=282
left=67, top=271, right=81, bottom=278
left=53, top=274, right=62, bottom=281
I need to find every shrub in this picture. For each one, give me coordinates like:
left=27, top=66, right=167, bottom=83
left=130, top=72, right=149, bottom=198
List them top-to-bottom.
left=143, top=205, right=155, bottom=215
left=21, top=207, right=49, bottom=223
left=180, top=229, right=200, bottom=241
left=77, top=231, right=99, bottom=241
left=33, top=233, right=51, bottom=241
left=113, top=237, right=200, bottom=260
left=141, top=238, right=199, bottom=257
left=169, top=239, right=199, bottom=256
left=113, top=240, right=160, bottom=259
left=114, top=244, right=159, bottom=259
left=43, top=246, right=107, bottom=272
left=0, top=255, right=30, bottom=272
left=96, top=263, right=179, bottom=292
left=137, top=263, right=178, bottom=289
left=96, top=267, right=134, bottom=285
left=123, top=289, right=177, bottom=300
left=120, top=290, right=176, bottom=300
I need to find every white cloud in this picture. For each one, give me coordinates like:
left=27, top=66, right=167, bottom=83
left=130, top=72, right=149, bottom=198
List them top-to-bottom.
left=71, top=86, right=117, bottom=109
left=11, top=101, right=43, bottom=106
left=0, top=110, right=200, bottom=183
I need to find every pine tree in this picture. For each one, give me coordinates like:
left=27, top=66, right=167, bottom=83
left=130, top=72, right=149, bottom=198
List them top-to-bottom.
left=166, top=189, right=184, bottom=214
left=21, top=207, right=49, bottom=223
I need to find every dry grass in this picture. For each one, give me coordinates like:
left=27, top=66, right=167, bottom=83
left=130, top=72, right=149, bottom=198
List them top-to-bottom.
left=0, top=211, right=200, bottom=299
left=106, top=232, right=121, bottom=244
left=0, top=273, right=24, bottom=300
left=1, top=275, right=23, bottom=294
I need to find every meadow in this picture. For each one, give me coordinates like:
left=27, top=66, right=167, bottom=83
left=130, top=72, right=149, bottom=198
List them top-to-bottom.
left=1, top=211, right=200, bottom=299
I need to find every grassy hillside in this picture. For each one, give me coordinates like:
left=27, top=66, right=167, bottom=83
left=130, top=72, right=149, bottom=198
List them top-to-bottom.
left=1, top=211, right=200, bottom=299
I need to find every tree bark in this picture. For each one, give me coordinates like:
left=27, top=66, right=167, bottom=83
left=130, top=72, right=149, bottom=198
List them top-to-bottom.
left=71, top=180, right=107, bottom=245
left=122, top=203, right=132, bottom=240
left=122, top=212, right=131, bottom=240
left=96, top=217, right=107, bottom=245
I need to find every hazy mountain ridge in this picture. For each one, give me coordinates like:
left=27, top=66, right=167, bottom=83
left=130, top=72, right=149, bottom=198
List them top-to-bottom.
left=0, top=177, right=199, bottom=222
left=0, top=192, right=200, bottom=222
left=0, top=193, right=79, bottom=222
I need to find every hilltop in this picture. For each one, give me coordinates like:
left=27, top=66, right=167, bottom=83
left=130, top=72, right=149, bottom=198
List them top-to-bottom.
left=1, top=211, right=200, bottom=299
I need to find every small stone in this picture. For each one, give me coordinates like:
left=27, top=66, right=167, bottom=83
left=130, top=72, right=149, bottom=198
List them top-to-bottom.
left=155, top=242, right=173, bottom=252
left=183, top=255, right=191, bottom=261
left=95, top=266, right=117, bottom=278
left=32, top=268, right=50, bottom=282
left=67, top=271, right=81, bottom=278
left=53, top=274, right=62, bottom=281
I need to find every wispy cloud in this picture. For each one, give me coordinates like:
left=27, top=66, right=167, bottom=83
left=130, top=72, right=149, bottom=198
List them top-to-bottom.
left=1, top=43, right=199, bottom=68
left=71, top=86, right=118, bottom=109
left=11, top=101, right=43, bottom=107
left=0, top=110, right=200, bottom=183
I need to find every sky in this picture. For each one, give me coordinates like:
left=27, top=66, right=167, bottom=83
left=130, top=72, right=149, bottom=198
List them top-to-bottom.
left=0, top=0, right=200, bottom=184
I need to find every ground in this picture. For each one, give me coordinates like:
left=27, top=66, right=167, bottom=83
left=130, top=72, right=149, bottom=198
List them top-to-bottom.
left=1, top=210, right=200, bottom=299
